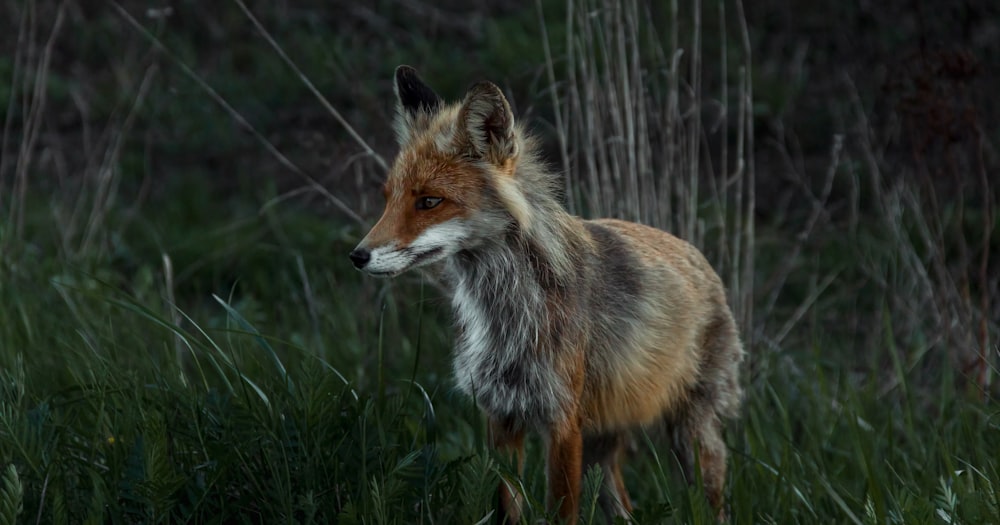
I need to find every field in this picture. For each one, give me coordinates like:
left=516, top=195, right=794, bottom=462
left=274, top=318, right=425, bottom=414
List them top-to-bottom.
left=1, top=1, right=997, bottom=523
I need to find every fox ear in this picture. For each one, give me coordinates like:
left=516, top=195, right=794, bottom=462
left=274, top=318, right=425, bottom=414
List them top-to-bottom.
left=393, top=65, right=442, bottom=145
left=459, top=81, right=517, bottom=163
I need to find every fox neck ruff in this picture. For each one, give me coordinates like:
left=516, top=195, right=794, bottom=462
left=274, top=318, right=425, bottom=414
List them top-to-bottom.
left=446, top=225, right=578, bottom=430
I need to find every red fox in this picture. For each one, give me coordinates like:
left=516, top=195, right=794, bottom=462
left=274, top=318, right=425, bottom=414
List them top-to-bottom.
left=350, top=66, right=745, bottom=523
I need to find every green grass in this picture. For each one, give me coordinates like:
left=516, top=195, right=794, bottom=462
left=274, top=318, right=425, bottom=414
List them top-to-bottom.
left=1, top=185, right=997, bottom=523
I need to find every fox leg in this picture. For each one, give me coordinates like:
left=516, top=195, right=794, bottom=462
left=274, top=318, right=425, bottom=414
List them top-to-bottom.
left=673, top=410, right=728, bottom=521
left=490, top=417, right=526, bottom=524
left=547, top=418, right=583, bottom=524
left=583, top=432, right=632, bottom=521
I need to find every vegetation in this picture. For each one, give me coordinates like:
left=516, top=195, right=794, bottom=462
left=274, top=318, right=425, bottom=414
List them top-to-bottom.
left=1, top=0, right=996, bottom=523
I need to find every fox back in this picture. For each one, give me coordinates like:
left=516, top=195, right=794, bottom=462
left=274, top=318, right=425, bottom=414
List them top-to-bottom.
left=350, top=66, right=744, bottom=524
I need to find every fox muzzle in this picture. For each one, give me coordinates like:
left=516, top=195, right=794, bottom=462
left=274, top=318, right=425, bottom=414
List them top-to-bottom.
left=348, top=247, right=371, bottom=269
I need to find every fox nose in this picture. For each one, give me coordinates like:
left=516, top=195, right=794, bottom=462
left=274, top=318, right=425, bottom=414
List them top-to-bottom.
left=349, top=248, right=371, bottom=269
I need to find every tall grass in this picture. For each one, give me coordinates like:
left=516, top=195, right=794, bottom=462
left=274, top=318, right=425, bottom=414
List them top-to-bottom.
left=0, top=0, right=997, bottom=523
left=540, top=0, right=756, bottom=341
left=843, top=74, right=997, bottom=397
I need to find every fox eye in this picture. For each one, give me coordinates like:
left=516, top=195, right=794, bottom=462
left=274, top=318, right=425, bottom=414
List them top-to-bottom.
left=415, top=196, right=443, bottom=210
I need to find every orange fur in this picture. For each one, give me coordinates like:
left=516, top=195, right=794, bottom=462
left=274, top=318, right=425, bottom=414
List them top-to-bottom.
left=350, top=66, right=745, bottom=524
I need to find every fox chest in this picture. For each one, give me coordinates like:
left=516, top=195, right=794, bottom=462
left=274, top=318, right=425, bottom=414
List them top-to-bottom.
left=449, top=283, right=571, bottom=426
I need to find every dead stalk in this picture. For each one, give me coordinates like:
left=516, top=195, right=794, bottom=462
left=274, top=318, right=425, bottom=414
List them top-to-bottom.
left=545, top=0, right=755, bottom=342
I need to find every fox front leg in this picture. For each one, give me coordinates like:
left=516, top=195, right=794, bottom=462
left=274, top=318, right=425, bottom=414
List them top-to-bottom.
left=490, top=417, right=526, bottom=524
left=546, top=418, right=583, bottom=524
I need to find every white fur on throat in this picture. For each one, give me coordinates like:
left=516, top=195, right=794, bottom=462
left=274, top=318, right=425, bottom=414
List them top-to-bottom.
left=446, top=239, right=572, bottom=427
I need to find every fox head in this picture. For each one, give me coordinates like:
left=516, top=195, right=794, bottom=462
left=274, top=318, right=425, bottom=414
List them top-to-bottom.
left=349, top=66, right=535, bottom=277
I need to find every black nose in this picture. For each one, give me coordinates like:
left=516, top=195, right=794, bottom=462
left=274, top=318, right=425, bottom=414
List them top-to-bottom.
left=349, top=248, right=371, bottom=269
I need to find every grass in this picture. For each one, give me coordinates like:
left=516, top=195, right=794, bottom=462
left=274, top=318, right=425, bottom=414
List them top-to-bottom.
left=2, top=0, right=998, bottom=523
left=1, top=227, right=997, bottom=523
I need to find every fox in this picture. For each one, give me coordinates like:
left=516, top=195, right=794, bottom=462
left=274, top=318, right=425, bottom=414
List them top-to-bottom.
left=349, top=65, right=745, bottom=524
